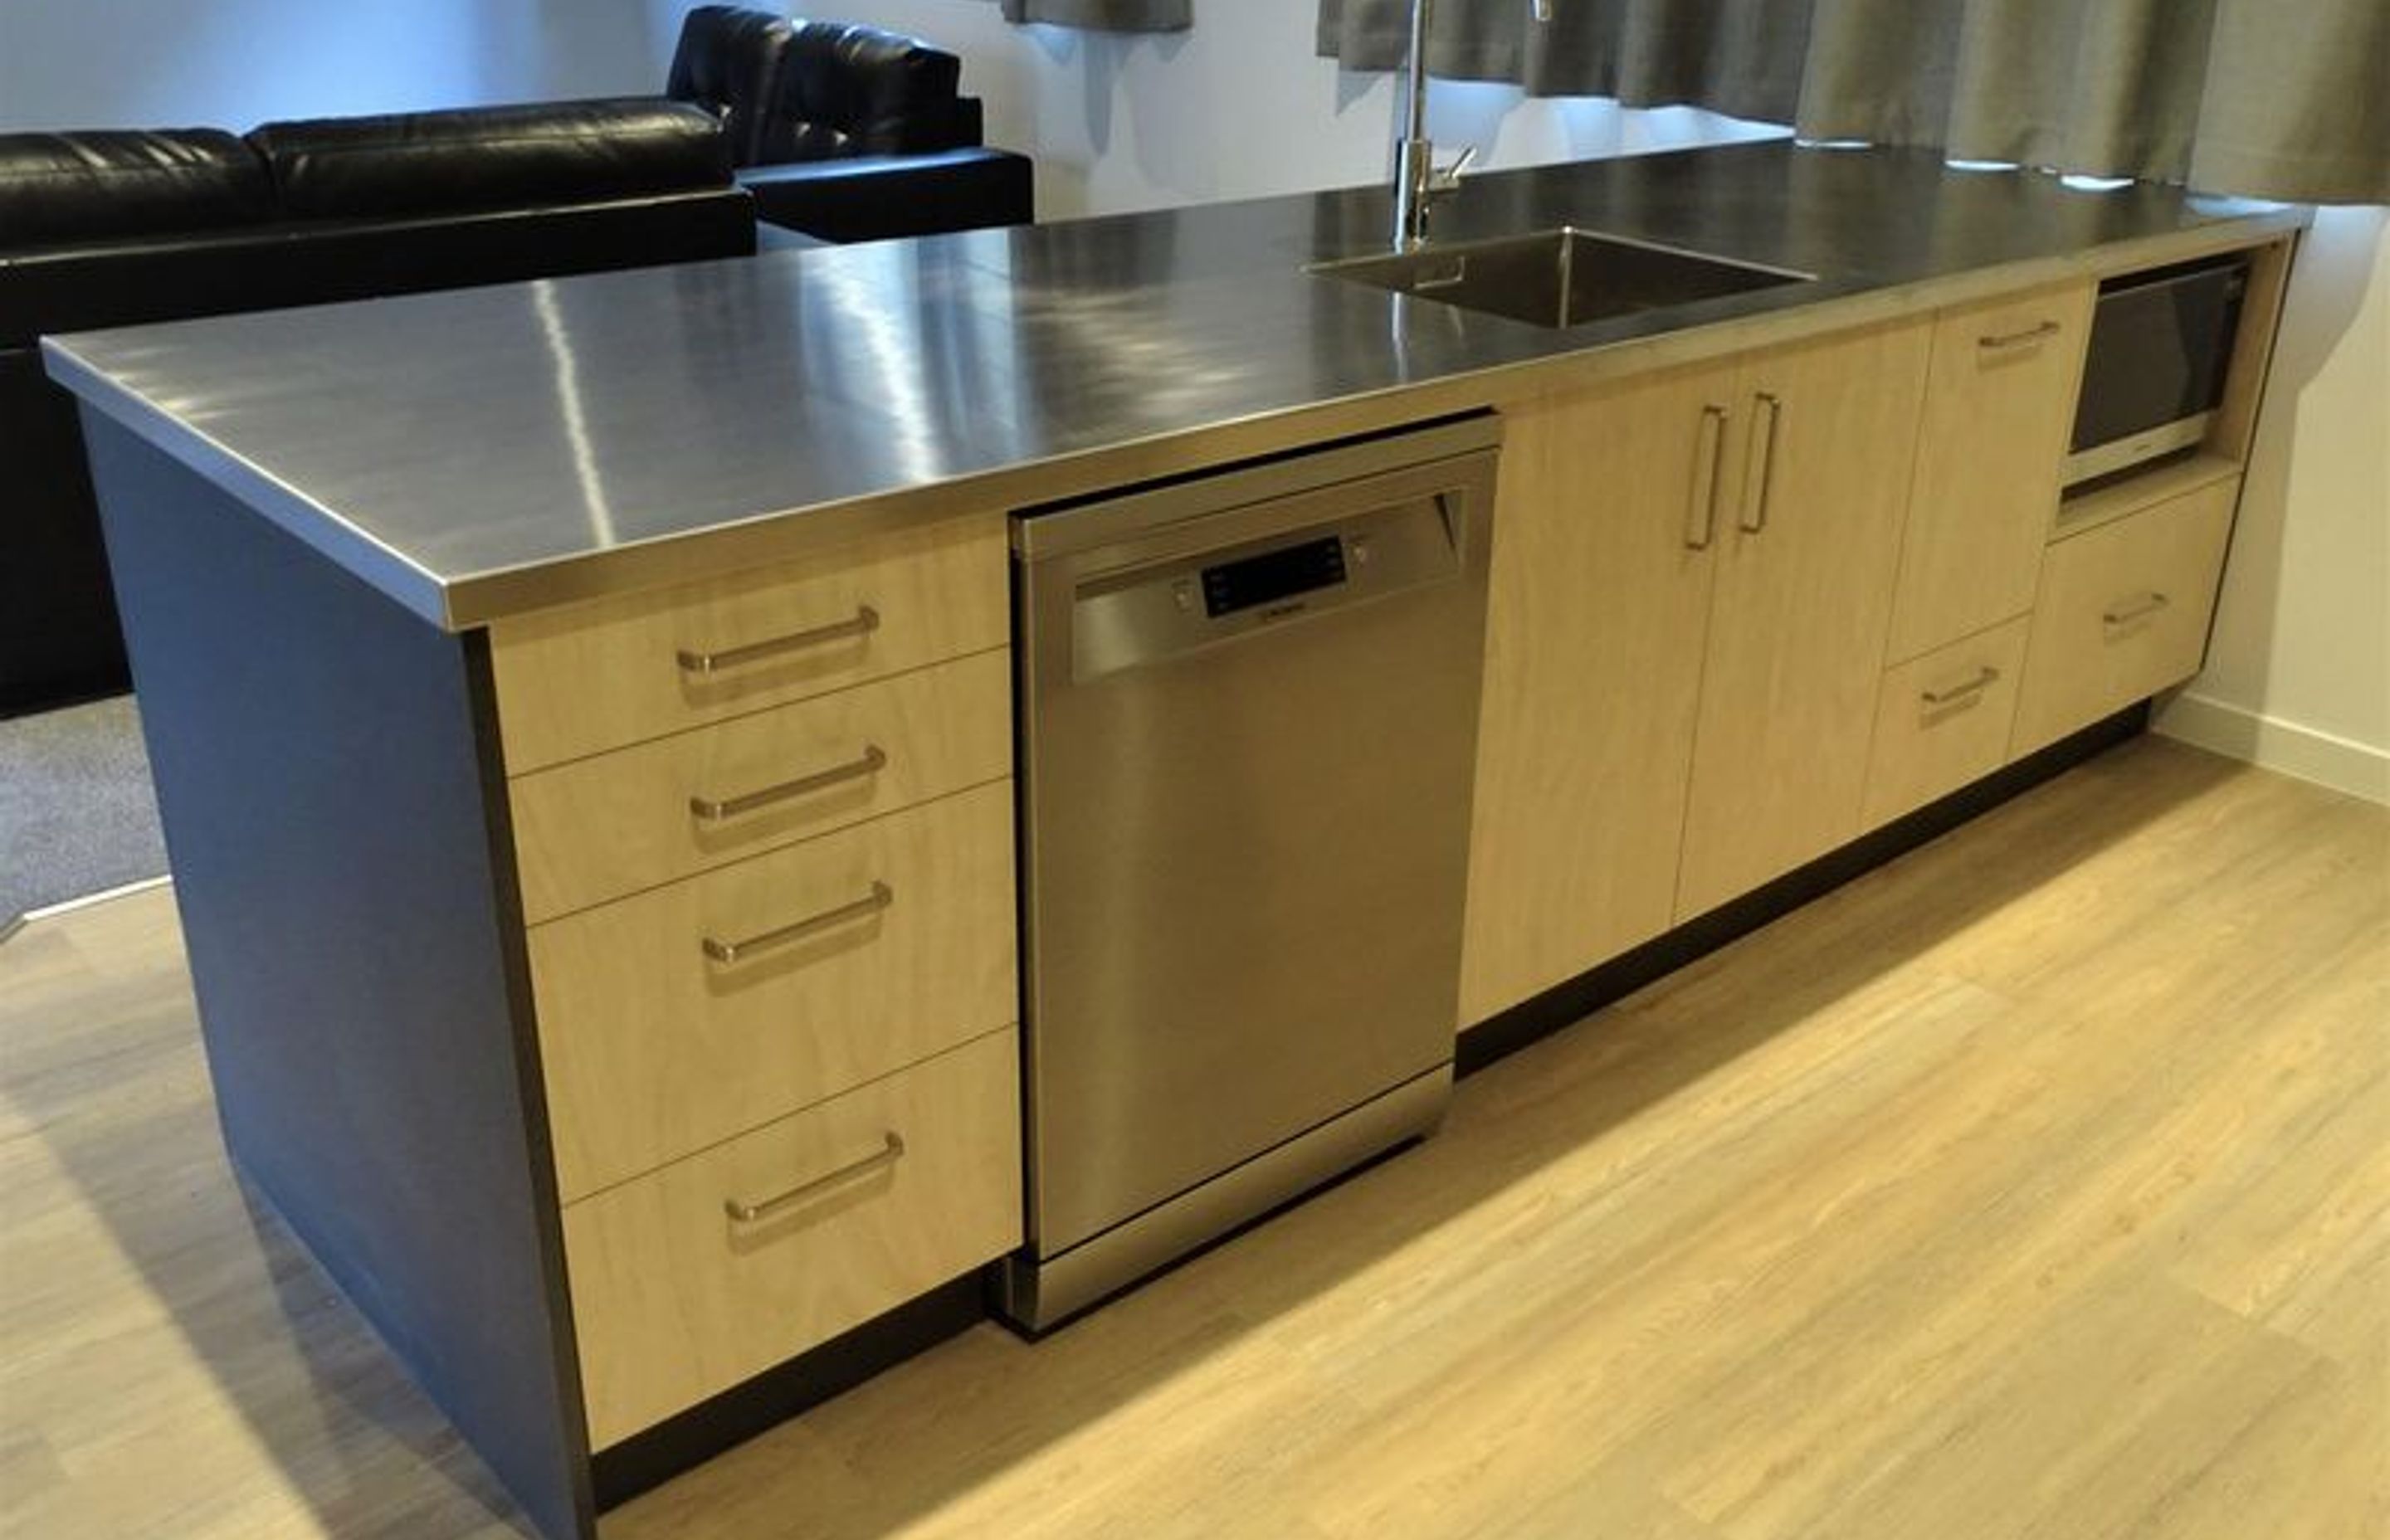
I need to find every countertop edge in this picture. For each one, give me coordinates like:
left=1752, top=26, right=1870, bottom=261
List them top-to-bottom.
left=42, top=334, right=461, bottom=630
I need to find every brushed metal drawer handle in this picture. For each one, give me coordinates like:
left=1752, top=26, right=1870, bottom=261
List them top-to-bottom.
left=1978, top=319, right=2063, bottom=352
left=1740, top=391, right=1783, bottom=534
left=1686, top=403, right=1730, bottom=551
left=2102, top=592, right=2172, bottom=626
left=676, top=604, right=880, bottom=677
left=1920, top=665, right=2002, bottom=706
left=689, top=744, right=887, bottom=823
left=701, top=880, right=894, bottom=967
left=724, top=1131, right=905, bottom=1226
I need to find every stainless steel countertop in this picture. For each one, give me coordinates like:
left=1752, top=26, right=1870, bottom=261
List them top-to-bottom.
left=41, top=140, right=2300, bottom=630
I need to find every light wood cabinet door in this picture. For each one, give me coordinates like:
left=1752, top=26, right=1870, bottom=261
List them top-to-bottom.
left=1883, top=282, right=2094, bottom=664
left=1675, top=319, right=1934, bottom=922
left=1460, top=363, right=1734, bottom=1025
left=2010, top=479, right=2238, bottom=757
left=489, top=513, right=1007, bottom=774
left=1860, top=616, right=2032, bottom=831
left=508, top=651, right=1012, bottom=924
left=529, top=782, right=1018, bottom=1200
left=564, top=1027, right=1022, bottom=1448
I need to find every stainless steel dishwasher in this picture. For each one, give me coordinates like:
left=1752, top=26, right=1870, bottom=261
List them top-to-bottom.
left=1001, top=415, right=1502, bottom=1330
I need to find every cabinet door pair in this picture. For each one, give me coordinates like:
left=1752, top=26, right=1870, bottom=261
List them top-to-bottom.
left=1464, top=321, right=1933, bottom=1023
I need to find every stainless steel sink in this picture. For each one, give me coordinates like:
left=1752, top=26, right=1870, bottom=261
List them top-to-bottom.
left=1311, top=227, right=1812, bottom=329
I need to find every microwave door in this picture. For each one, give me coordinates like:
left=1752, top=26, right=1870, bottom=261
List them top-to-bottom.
left=2066, top=260, right=2246, bottom=486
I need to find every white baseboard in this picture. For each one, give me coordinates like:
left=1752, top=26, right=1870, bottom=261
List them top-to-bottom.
left=2154, top=692, right=2390, bottom=806
left=3, top=875, right=176, bottom=943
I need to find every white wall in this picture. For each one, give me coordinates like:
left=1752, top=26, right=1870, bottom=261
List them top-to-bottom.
left=643, top=0, right=1778, bottom=219
left=0, top=1, right=660, bottom=130
left=2156, top=208, right=2390, bottom=804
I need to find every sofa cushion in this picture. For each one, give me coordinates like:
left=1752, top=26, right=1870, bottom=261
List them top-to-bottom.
left=665, top=5, right=797, bottom=168
left=765, top=22, right=975, bottom=161
left=248, top=98, right=733, bottom=222
left=0, top=130, right=272, bottom=251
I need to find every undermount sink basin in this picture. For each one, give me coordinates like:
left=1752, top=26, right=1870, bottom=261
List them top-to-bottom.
left=1311, top=227, right=1812, bottom=329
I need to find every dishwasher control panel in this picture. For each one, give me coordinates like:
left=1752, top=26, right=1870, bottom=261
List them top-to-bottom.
left=1070, top=495, right=1457, bottom=682
left=1200, top=533, right=1347, bottom=617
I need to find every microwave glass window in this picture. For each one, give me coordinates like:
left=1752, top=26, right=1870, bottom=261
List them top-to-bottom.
left=2071, top=261, right=2246, bottom=455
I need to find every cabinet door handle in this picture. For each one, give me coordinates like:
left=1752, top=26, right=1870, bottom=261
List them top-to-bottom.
left=1978, top=319, right=2063, bottom=352
left=1740, top=392, right=1783, bottom=534
left=1686, top=404, right=1730, bottom=550
left=2102, top=592, right=2172, bottom=627
left=676, top=604, right=880, bottom=677
left=1920, top=665, right=2002, bottom=706
left=689, top=744, right=887, bottom=823
left=702, top=880, right=894, bottom=966
left=724, top=1131, right=906, bottom=1226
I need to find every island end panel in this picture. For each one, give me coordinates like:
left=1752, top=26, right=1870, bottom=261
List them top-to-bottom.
left=80, top=410, right=598, bottom=1540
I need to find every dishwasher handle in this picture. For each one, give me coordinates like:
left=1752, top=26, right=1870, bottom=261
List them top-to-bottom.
left=1017, top=426, right=1501, bottom=690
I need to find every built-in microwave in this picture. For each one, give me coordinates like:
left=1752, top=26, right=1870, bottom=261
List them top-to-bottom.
left=2065, top=253, right=2250, bottom=487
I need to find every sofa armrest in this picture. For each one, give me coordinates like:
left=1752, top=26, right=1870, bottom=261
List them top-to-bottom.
left=736, top=147, right=1032, bottom=244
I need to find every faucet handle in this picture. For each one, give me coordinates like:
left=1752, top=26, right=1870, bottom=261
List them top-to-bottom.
left=1431, top=144, right=1479, bottom=193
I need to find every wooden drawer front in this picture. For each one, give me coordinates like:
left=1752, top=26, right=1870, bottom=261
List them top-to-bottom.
left=1885, top=281, right=2094, bottom=664
left=2011, top=480, right=2237, bottom=758
left=490, top=514, right=1007, bottom=773
left=1861, top=616, right=2032, bottom=831
left=510, top=650, right=1011, bottom=924
left=532, top=782, right=1017, bottom=1201
left=564, top=1028, right=1022, bottom=1448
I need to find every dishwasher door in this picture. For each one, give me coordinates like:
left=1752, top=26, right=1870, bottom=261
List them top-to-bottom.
left=1009, top=417, right=1500, bottom=1325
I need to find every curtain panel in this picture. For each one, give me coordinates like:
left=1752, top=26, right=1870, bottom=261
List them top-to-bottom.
left=999, top=0, right=1192, bottom=31
left=1316, top=0, right=1810, bottom=124
left=1317, top=0, right=2390, bottom=203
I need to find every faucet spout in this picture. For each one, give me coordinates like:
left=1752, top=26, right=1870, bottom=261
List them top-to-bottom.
left=1391, top=0, right=1438, bottom=251
left=1393, top=0, right=1549, bottom=250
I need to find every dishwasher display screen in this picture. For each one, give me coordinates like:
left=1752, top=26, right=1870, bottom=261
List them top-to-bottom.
left=1201, top=535, right=1347, bottom=617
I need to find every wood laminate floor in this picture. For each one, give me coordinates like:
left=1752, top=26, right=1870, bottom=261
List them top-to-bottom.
left=2, top=737, right=2383, bottom=1540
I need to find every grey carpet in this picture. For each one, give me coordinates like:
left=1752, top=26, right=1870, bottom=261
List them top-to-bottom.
left=1, top=695, right=169, bottom=926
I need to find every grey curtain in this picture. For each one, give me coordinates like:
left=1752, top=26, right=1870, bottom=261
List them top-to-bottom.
left=1000, top=0, right=1191, bottom=31
left=1316, top=0, right=1810, bottom=124
left=1317, top=0, right=2390, bottom=203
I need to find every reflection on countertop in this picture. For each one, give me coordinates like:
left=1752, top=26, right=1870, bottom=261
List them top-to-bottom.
left=39, top=139, right=2294, bottom=628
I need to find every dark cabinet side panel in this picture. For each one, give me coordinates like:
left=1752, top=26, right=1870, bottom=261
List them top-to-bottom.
left=81, top=412, right=594, bottom=1540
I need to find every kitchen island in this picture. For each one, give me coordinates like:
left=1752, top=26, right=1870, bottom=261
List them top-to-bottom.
left=42, top=140, right=2304, bottom=1540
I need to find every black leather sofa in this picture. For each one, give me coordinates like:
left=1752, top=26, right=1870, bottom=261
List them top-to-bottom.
left=665, top=6, right=1035, bottom=242
left=4, top=17, right=1036, bottom=714
left=1, top=101, right=754, bottom=714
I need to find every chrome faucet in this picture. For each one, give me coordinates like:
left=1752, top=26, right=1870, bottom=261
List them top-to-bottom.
left=1392, top=0, right=1554, bottom=251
